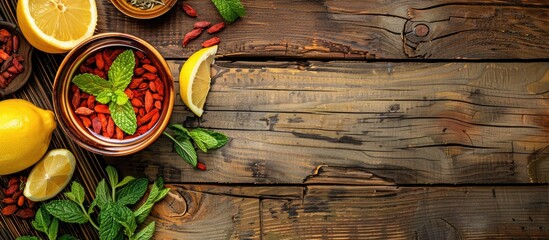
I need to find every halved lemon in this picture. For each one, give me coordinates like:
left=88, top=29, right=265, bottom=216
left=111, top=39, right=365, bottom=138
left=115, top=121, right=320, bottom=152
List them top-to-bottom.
left=16, top=0, right=98, bottom=53
left=180, top=45, right=218, bottom=117
left=23, top=149, right=76, bottom=202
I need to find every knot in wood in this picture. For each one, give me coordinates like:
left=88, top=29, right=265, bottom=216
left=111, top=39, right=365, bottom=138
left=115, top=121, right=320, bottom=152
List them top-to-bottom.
left=413, top=24, right=430, bottom=37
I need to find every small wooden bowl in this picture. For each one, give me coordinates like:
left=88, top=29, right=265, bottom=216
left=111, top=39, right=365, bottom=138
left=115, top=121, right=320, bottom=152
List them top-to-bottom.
left=110, top=0, right=177, bottom=19
left=0, top=21, right=33, bottom=97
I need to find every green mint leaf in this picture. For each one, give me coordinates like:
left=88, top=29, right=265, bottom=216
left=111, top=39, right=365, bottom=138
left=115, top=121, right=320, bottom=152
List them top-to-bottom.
left=211, top=0, right=245, bottom=22
left=108, top=50, right=135, bottom=90
left=72, top=73, right=113, bottom=96
left=114, top=89, right=129, bottom=105
left=96, top=90, right=113, bottom=104
left=110, top=101, right=137, bottom=135
left=168, top=124, right=190, bottom=137
left=189, top=129, right=218, bottom=152
left=199, top=129, right=229, bottom=149
left=163, top=132, right=197, bottom=167
left=192, top=136, right=208, bottom=152
left=176, top=138, right=198, bottom=167
left=106, top=166, right=119, bottom=190
left=115, top=176, right=135, bottom=188
left=154, top=176, right=164, bottom=189
left=116, top=178, right=148, bottom=206
left=134, top=178, right=169, bottom=224
left=95, top=179, right=112, bottom=210
left=64, top=182, right=85, bottom=205
left=154, top=188, right=170, bottom=203
left=88, top=199, right=98, bottom=215
left=44, top=200, right=88, bottom=224
left=98, top=203, right=122, bottom=240
left=111, top=204, right=137, bottom=238
left=32, top=206, right=51, bottom=234
left=47, top=218, right=59, bottom=240
left=132, top=221, right=155, bottom=240
left=58, top=235, right=79, bottom=240
left=16, top=237, right=40, bottom=240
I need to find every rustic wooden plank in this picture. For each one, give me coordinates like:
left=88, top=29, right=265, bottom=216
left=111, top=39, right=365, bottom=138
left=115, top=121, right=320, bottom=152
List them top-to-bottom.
left=96, top=0, right=549, bottom=59
left=107, top=61, right=549, bottom=184
left=148, top=184, right=549, bottom=239
left=150, top=184, right=271, bottom=239
left=262, top=185, right=549, bottom=239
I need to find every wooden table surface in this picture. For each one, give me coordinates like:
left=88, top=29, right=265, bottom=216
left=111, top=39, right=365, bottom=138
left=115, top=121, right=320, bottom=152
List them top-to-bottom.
left=1, top=0, right=549, bottom=239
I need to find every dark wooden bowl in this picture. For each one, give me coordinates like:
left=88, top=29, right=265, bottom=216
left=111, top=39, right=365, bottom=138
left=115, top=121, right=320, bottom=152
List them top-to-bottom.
left=0, top=21, right=33, bottom=97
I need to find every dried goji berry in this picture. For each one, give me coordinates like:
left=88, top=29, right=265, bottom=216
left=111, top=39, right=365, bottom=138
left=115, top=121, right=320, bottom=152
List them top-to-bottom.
left=182, top=3, right=197, bottom=17
left=194, top=21, right=211, bottom=29
left=207, top=22, right=225, bottom=34
left=182, top=28, right=203, bottom=47
left=202, top=37, right=220, bottom=48
left=95, top=52, right=105, bottom=70
left=142, top=64, right=157, bottom=74
left=134, top=67, right=145, bottom=76
left=142, top=72, right=157, bottom=81
left=145, top=90, right=153, bottom=113
left=87, top=95, right=96, bottom=109
left=131, top=98, right=143, bottom=108
left=94, top=104, right=110, bottom=114
left=75, top=107, right=94, bottom=116
left=147, top=112, right=160, bottom=129
left=80, top=116, right=92, bottom=128
left=92, top=117, right=102, bottom=134
left=106, top=117, right=115, bottom=138
left=115, top=127, right=124, bottom=140
left=197, top=162, right=207, bottom=171
left=7, top=177, right=18, bottom=187
left=4, top=185, right=17, bottom=196
left=12, top=190, right=22, bottom=200
left=17, top=195, right=24, bottom=207
left=2, top=198, right=15, bottom=204
left=2, top=205, right=17, bottom=215
left=15, top=208, right=35, bottom=219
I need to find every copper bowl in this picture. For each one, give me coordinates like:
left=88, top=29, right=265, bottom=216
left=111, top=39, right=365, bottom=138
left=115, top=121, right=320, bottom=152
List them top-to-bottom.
left=111, top=0, right=177, bottom=19
left=0, top=21, right=33, bottom=97
left=53, top=33, right=174, bottom=156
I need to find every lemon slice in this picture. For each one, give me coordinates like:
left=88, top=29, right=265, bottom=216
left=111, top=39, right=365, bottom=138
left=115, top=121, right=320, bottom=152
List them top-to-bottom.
left=16, top=0, right=98, bottom=53
left=180, top=45, right=218, bottom=117
left=23, top=149, right=76, bottom=202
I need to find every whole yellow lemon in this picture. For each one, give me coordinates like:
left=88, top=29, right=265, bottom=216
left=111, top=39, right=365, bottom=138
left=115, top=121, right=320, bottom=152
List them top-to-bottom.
left=0, top=99, right=56, bottom=175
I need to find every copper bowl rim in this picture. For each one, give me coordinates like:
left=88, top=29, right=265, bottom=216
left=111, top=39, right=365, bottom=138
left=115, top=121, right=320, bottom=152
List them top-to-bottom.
left=110, top=0, right=177, bottom=19
left=53, top=32, right=175, bottom=156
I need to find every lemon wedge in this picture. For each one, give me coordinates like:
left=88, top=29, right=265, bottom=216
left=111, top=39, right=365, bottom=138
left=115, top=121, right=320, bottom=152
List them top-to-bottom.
left=16, top=0, right=98, bottom=53
left=180, top=45, right=218, bottom=117
left=23, top=149, right=76, bottom=202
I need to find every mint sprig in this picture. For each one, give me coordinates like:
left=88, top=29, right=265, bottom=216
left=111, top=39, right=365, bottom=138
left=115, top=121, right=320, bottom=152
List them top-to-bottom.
left=211, top=0, right=245, bottom=22
left=72, top=50, right=137, bottom=135
left=163, top=124, right=229, bottom=168
left=20, top=166, right=169, bottom=240
left=17, top=206, right=78, bottom=240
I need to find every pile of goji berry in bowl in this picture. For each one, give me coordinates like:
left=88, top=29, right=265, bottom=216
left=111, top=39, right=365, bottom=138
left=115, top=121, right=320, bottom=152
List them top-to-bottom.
left=53, top=33, right=175, bottom=156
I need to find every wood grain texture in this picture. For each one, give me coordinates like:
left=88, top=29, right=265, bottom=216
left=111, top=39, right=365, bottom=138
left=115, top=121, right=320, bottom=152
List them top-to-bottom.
left=96, top=0, right=549, bottom=59
left=107, top=61, right=549, bottom=185
left=147, top=184, right=549, bottom=239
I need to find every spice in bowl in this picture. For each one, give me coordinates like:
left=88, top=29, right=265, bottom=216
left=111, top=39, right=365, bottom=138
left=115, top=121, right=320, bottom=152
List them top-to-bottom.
left=127, top=0, right=164, bottom=10
left=0, top=28, right=25, bottom=89
left=69, top=48, right=163, bottom=140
